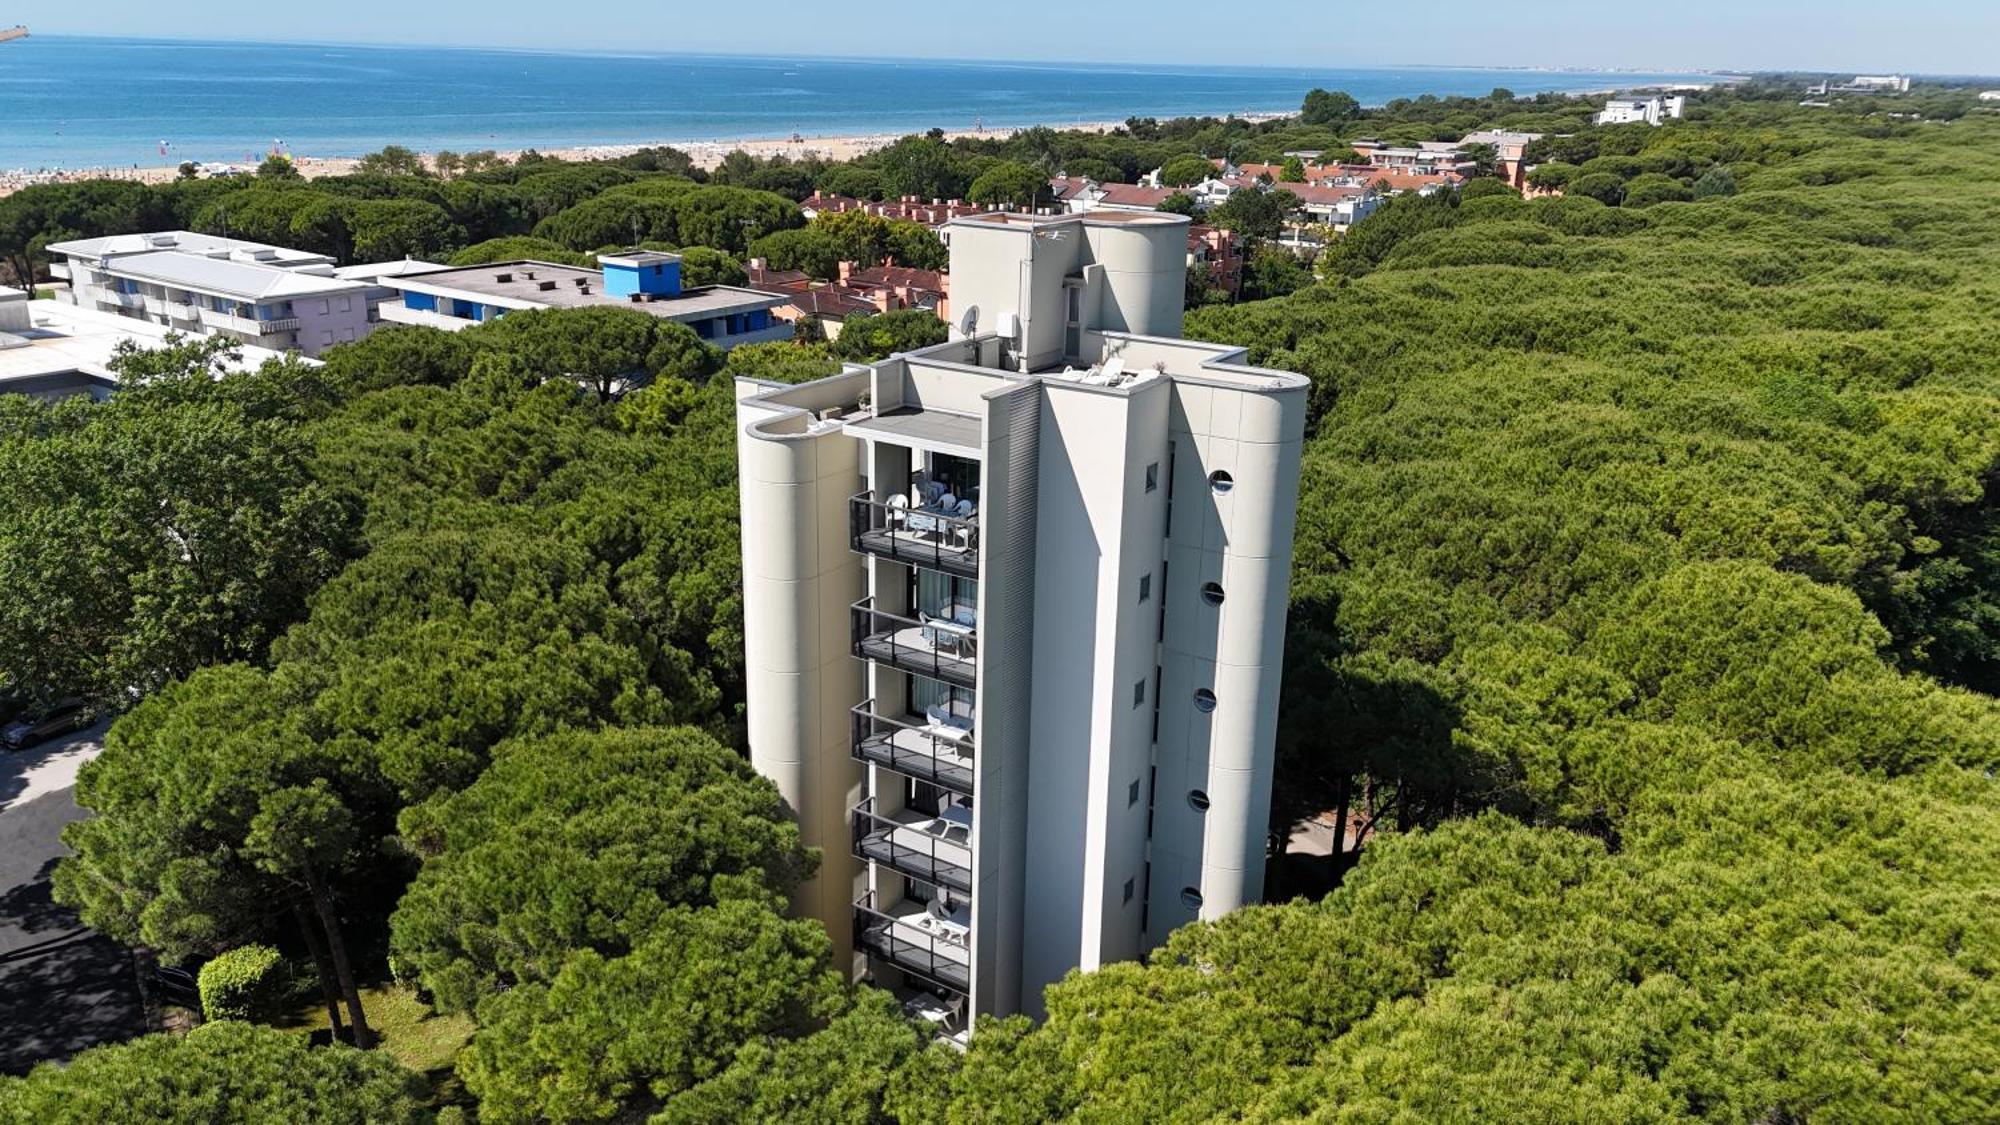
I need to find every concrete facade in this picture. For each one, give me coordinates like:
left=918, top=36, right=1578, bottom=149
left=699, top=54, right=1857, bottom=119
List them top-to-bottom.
left=735, top=210, right=1306, bottom=1035
left=46, top=231, right=372, bottom=358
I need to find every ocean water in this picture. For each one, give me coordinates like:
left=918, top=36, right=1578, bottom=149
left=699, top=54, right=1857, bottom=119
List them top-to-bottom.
left=0, top=35, right=1699, bottom=170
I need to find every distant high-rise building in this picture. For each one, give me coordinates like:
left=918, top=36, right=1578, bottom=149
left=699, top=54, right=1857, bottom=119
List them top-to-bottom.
left=733, top=209, right=1307, bottom=1037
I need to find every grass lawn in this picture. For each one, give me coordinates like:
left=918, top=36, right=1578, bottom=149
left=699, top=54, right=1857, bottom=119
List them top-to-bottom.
left=275, top=981, right=474, bottom=1102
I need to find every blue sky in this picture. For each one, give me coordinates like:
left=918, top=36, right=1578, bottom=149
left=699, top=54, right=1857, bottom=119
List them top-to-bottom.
left=13, top=0, right=1999, bottom=74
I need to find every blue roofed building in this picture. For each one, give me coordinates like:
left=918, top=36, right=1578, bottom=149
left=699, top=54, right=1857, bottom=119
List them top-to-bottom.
left=377, top=250, right=792, bottom=348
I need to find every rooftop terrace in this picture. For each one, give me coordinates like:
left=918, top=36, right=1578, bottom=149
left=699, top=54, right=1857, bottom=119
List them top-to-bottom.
left=390, top=261, right=784, bottom=316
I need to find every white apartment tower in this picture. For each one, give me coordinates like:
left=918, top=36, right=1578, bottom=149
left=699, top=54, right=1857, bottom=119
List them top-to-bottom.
left=734, top=210, right=1306, bottom=1032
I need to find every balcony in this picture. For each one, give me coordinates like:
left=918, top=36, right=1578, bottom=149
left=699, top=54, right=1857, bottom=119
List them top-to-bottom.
left=85, top=286, right=143, bottom=311
left=197, top=307, right=300, bottom=335
left=849, top=492, right=979, bottom=579
left=851, top=598, right=976, bottom=689
left=851, top=700, right=974, bottom=796
left=852, top=797, right=973, bottom=894
left=854, top=891, right=970, bottom=995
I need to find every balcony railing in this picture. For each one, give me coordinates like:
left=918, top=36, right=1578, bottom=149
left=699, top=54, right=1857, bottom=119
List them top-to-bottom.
left=85, top=286, right=143, bottom=311
left=197, top=307, right=300, bottom=335
left=849, top=492, right=979, bottom=579
left=851, top=598, right=977, bottom=689
left=851, top=700, right=975, bottom=796
left=852, top=797, right=974, bottom=894
left=853, top=891, right=970, bottom=995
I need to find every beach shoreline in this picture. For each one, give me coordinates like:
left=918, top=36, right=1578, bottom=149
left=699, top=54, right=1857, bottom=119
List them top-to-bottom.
left=0, top=73, right=1729, bottom=198
left=0, top=117, right=1213, bottom=197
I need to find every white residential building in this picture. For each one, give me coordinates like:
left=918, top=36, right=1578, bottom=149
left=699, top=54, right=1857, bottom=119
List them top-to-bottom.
left=1977, top=90, right=2000, bottom=102
left=1596, top=94, right=1687, bottom=126
left=734, top=210, right=1306, bottom=1035
left=47, top=231, right=375, bottom=358
left=0, top=287, right=293, bottom=401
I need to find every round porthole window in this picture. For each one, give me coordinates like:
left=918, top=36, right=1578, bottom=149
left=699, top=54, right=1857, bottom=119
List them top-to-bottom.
left=1208, top=470, right=1234, bottom=493
left=1200, top=582, right=1225, bottom=606
left=1193, top=688, right=1217, bottom=713
left=1187, top=789, right=1210, bottom=812
left=1180, top=887, right=1204, bottom=909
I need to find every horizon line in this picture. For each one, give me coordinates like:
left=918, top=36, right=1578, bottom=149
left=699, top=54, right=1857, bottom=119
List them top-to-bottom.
left=16, top=30, right=1740, bottom=78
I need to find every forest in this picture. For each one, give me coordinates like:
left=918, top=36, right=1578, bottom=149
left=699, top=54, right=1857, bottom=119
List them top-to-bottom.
left=3, top=81, right=1999, bottom=1122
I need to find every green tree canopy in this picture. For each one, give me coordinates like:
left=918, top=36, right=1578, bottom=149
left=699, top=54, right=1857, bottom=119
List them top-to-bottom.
left=1301, top=88, right=1362, bottom=126
left=355, top=144, right=430, bottom=178
left=1158, top=154, right=1217, bottom=188
left=966, top=161, right=1050, bottom=208
left=448, top=235, right=590, bottom=267
left=675, top=245, right=748, bottom=287
left=829, top=308, right=948, bottom=361
left=0, top=340, right=355, bottom=702
left=391, top=726, right=813, bottom=1011
left=457, top=900, right=849, bottom=1124
left=0, top=1022, right=426, bottom=1124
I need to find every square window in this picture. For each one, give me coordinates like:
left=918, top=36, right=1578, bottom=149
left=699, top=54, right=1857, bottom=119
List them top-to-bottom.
left=319, top=299, right=331, bottom=315
left=320, top=331, right=334, bottom=346
left=1145, top=462, right=1159, bottom=492
left=1138, top=574, right=1151, bottom=603
left=1132, top=679, right=1146, bottom=708
left=1128, top=778, right=1141, bottom=807
left=1123, top=878, right=1136, bottom=904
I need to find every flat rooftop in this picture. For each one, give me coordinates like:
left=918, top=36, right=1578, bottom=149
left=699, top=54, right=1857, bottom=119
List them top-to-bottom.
left=950, top=210, right=1189, bottom=229
left=47, top=230, right=335, bottom=268
left=111, top=251, right=365, bottom=301
left=333, top=259, right=452, bottom=282
left=389, top=261, right=785, bottom=317
left=0, top=299, right=295, bottom=384
left=843, top=405, right=984, bottom=458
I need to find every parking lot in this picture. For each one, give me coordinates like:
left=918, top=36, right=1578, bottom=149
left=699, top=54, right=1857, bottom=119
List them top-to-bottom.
left=0, top=720, right=148, bottom=1074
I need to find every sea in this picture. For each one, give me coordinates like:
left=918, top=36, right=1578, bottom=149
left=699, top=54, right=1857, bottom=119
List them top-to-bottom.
left=0, top=35, right=1704, bottom=171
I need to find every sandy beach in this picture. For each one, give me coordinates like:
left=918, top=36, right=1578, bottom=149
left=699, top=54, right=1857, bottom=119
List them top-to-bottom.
left=0, top=118, right=1197, bottom=197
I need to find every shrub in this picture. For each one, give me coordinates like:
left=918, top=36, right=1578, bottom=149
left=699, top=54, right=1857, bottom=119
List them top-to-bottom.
left=197, top=944, right=286, bottom=1024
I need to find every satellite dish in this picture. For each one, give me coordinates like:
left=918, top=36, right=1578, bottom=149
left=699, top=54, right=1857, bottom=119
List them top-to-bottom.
left=958, top=304, right=979, bottom=336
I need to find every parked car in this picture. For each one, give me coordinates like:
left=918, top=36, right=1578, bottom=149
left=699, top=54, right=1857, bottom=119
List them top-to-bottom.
left=0, top=685, right=32, bottom=726
left=1, top=699, right=91, bottom=750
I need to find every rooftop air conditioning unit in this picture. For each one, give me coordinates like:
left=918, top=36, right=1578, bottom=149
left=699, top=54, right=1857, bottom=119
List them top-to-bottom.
left=495, top=273, right=513, bottom=284
left=537, top=280, right=557, bottom=291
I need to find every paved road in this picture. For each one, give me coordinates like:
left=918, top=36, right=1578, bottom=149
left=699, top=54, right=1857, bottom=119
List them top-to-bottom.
left=0, top=720, right=148, bottom=1075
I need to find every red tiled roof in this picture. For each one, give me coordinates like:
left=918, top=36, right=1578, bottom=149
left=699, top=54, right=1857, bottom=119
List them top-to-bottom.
left=1276, top=182, right=1374, bottom=206
left=1096, top=183, right=1174, bottom=208
left=848, top=263, right=946, bottom=295
left=748, top=265, right=812, bottom=289
left=779, top=286, right=879, bottom=318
